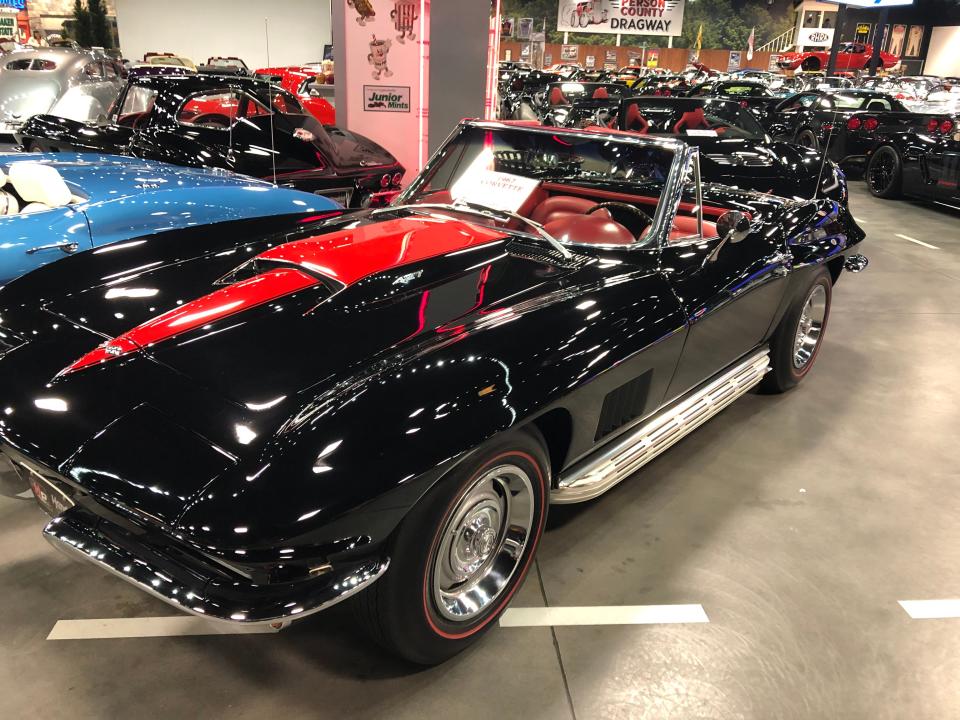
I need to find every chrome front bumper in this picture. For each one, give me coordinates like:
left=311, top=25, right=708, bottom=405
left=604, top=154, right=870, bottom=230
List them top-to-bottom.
left=44, top=507, right=388, bottom=625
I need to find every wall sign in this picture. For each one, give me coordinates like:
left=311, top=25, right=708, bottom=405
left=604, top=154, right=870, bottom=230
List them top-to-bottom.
left=0, top=0, right=25, bottom=11
left=557, top=0, right=685, bottom=38
left=795, top=27, right=834, bottom=47
left=560, top=44, right=579, bottom=61
left=727, top=50, right=741, bottom=72
left=585, top=54, right=595, bottom=68
left=364, top=85, right=411, bottom=112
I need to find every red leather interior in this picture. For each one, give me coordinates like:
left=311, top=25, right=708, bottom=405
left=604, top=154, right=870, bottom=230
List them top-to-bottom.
left=549, top=87, right=569, bottom=105
left=592, top=87, right=610, bottom=100
left=623, top=105, right=649, bottom=134
left=673, top=108, right=711, bottom=134
left=530, top=195, right=597, bottom=225
left=544, top=213, right=634, bottom=246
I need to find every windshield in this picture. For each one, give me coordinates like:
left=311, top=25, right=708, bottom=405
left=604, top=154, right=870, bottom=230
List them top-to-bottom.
left=715, top=83, right=769, bottom=97
left=620, top=99, right=766, bottom=140
left=397, top=125, right=677, bottom=246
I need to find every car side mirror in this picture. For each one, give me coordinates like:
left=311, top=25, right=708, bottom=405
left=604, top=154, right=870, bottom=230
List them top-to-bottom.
left=717, top=211, right=751, bottom=243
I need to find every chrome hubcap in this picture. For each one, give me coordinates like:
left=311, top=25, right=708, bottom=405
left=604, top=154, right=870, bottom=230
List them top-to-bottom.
left=793, top=284, right=827, bottom=369
left=433, top=464, right=535, bottom=622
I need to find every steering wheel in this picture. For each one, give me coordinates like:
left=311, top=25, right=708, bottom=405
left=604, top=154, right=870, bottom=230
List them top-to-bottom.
left=586, top=202, right=653, bottom=238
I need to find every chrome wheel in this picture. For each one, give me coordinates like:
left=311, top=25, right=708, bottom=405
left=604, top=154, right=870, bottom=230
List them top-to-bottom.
left=793, top=284, right=827, bottom=369
left=432, top=464, right=534, bottom=622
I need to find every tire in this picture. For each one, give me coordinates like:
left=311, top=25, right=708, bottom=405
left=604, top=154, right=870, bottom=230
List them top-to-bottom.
left=801, top=57, right=821, bottom=71
left=795, top=128, right=820, bottom=151
left=866, top=145, right=903, bottom=199
left=760, top=267, right=832, bottom=394
left=354, top=428, right=550, bottom=665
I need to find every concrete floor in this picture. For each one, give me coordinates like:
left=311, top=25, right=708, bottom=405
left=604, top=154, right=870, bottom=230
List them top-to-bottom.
left=1, top=184, right=958, bottom=719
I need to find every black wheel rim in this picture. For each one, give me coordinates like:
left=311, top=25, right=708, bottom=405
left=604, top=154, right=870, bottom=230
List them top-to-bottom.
left=868, top=150, right=895, bottom=194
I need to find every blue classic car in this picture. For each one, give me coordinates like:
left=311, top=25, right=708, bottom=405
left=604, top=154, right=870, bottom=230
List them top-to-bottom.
left=0, top=153, right=339, bottom=284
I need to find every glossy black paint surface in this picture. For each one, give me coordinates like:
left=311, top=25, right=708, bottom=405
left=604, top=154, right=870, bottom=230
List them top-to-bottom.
left=15, top=74, right=402, bottom=207
left=761, top=90, right=921, bottom=167
left=867, top=117, right=960, bottom=206
left=0, top=126, right=865, bottom=620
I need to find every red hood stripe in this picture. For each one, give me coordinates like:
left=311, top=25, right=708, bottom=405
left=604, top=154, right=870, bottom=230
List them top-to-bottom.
left=59, top=216, right=504, bottom=376
left=257, top=216, right=506, bottom=286
left=60, top=268, right=318, bottom=375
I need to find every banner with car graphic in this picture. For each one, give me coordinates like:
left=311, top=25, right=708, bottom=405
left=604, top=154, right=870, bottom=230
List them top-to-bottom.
left=556, top=0, right=684, bottom=37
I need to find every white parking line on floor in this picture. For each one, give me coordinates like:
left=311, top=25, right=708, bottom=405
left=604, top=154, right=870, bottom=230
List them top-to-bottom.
left=896, top=233, right=940, bottom=250
left=898, top=600, right=960, bottom=620
left=499, top=604, right=709, bottom=628
left=48, top=616, right=281, bottom=640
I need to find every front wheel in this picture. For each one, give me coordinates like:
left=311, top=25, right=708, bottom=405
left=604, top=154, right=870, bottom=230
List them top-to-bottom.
left=866, top=145, right=902, bottom=198
left=760, top=268, right=832, bottom=393
left=354, top=429, right=549, bottom=664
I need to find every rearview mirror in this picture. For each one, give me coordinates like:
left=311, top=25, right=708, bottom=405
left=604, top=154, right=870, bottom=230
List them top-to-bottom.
left=716, top=211, right=751, bottom=243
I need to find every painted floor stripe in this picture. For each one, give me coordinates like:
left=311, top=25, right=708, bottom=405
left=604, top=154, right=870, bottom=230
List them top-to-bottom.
left=896, top=233, right=940, bottom=250
left=898, top=600, right=960, bottom=620
left=499, top=604, right=709, bottom=628
left=48, top=616, right=280, bottom=640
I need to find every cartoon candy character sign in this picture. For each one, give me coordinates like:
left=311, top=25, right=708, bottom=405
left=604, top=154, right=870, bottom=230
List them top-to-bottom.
left=391, top=1, right=419, bottom=43
left=368, top=35, right=394, bottom=79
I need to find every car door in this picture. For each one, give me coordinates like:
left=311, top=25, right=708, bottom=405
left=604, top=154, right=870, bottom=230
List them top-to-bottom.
left=767, top=92, right=819, bottom=139
left=930, top=123, right=960, bottom=205
left=659, top=153, right=791, bottom=400
left=0, top=208, right=93, bottom=285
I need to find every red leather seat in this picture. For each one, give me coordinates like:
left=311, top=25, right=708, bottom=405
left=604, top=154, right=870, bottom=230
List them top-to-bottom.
left=549, top=87, right=569, bottom=105
left=592, top=87, right=609, bottom=99
left=623, top=104, right=649, bottom=134
left=673, top=107, right=711, bottom=134
left=530, top=195, right=597, bottom=226
left=543, top=213, right=634, bottom=246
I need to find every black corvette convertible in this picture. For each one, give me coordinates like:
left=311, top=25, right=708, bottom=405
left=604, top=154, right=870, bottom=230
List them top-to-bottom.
left=15, top=74, right=404, bottom=208
left=613, top=97, right=847, bottom=201
left=865, top=111, right=960, bottom=207
left=0, top=121, right=867, bottom=664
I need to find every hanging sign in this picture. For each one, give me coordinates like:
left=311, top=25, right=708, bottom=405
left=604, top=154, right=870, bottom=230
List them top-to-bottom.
left=557, top=0, right=685, bottom=37
left=561, top=44, right=580, bottom=61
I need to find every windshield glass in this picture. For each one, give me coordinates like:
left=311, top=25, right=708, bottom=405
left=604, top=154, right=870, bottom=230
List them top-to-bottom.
left=715, top=83, right=769, bottom=97
left=620, top=98, right=766, bottom=140
left=398, top=125, right=677, bottom=246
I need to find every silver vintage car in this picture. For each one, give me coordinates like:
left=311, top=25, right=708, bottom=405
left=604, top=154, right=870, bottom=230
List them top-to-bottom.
left=0, top=47, right=123, bottom=139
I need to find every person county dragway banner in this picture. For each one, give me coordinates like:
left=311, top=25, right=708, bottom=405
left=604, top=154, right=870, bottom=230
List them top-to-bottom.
left=557, top=0, right=684, bottom=37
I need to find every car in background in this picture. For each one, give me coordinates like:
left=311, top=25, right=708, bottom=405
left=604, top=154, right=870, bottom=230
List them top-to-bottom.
left=47, top=39, right=83, bottom=50
left=777, top=42, right=898, bottom=72
left=0, top=48, right=124, bottom=140
left=143, top=52, right=197, bottom=72
left=198, top=56, right=250, bottom=76
left=255, top=65, right=335, bottom=125
left=612, top=65, right=649, bottom=88
left=499, top=69, right=562, bottom=120
left=16, top=74, right=402, bottom=207
left=634, top=74, right=692, bottom=97
left=688, top=79, right=779, bottom=115
left=539, top=81, right=626, bottom=127
left=762, top=89, right=918, bottom=165
left=613, top=96, right=847, bottom=201
left=865, top=109, right=960, bottom=208
left=0, top=119, right=866, bottom=665
left=0, top=152, right=338, bottom=284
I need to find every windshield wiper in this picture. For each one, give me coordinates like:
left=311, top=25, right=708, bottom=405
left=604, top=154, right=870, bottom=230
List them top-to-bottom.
left=373, top=200, right=573, bottom=259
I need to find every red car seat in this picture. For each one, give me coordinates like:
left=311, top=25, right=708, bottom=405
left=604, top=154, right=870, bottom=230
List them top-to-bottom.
left=549, top=87, right=569, bottom=105
left=592, top=87, right=610, bottom=100
left=622, top=104, right=649, bottom=134
left=673, top=107, right=711, bottom=133
left=530, top=195, right=599, bottom=225
left=543, top=213, right=634, bottom=246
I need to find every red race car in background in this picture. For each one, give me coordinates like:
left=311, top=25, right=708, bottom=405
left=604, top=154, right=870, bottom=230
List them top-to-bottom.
left=778, top=42, right=899, bottom=72
left=255, top=65, right=335, bottom=125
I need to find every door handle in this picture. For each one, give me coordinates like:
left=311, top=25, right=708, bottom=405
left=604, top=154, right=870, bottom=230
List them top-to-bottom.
left=26, top=241, right=79, bottom=255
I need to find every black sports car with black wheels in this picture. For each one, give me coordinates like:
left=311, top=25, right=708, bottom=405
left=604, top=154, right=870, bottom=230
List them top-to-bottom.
left=15, top=74, right=403, bottom=208
left=761, top=89, right=920, bottom=168
left=613, top=97, right=847, bottom=201
left=865, top=113, right=960, bottom=207
left=0, top=121, right=867, bottom=664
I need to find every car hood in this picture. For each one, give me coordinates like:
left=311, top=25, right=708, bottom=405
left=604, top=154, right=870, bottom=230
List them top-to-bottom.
left=0, top=75, right=59, bottom=121
left=0, top=152, right=276, bottom=204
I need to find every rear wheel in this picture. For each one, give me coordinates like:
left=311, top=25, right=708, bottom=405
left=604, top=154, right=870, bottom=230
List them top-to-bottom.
left=801, top=57, right=821, bottom=71
left=795, top=128, right=820, bottom=151
left=866, top=145, right=902, bottom=198
left=761, top=268, right=832, bottom=393
left=354, top=429, right=549, bottom=664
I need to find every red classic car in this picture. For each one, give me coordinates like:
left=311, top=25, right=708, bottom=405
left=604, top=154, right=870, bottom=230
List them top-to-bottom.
left=778, top=42, right=899, bottom=72
left=255, top=65, right=335, bottom=125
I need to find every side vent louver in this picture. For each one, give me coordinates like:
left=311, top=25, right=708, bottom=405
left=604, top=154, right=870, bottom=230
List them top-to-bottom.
left=595, top=371, right=652, bottom=442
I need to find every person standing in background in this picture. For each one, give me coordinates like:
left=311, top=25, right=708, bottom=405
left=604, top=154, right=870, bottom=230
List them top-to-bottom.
left=27, top=30, right=47, bottom=47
